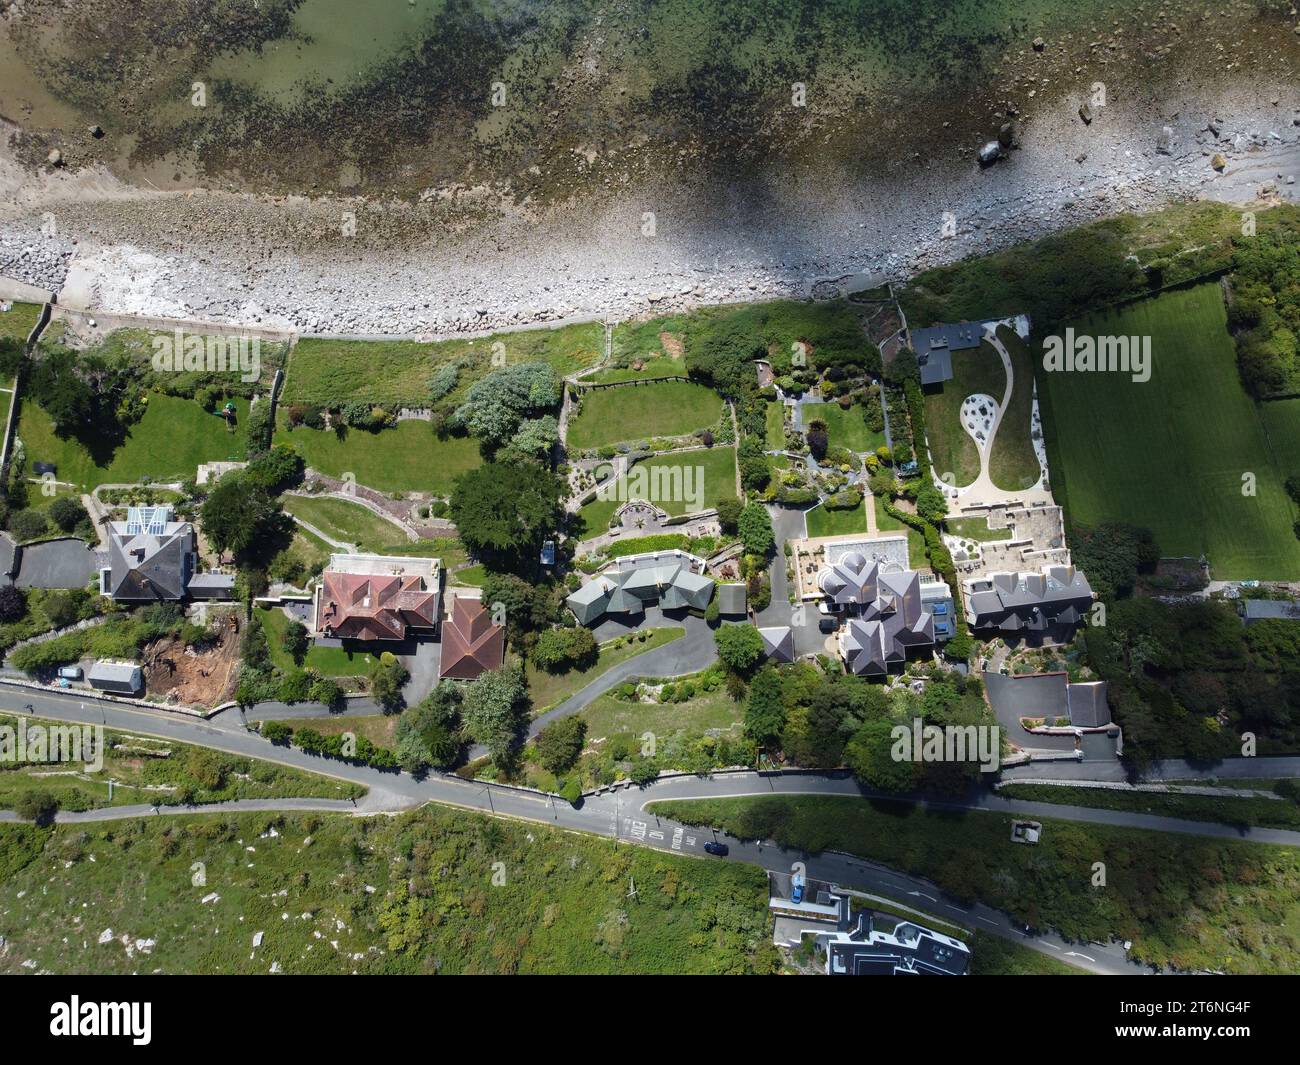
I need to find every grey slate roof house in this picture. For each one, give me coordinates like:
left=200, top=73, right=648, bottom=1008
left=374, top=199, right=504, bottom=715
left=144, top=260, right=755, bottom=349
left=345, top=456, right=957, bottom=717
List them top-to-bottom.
left=909, top=321, right=982, bottom=387
left=100, top=506, right=235, bottom=602
left=566, top=549, right=714, bottom=625
left=820, top=551, right=936, bottom=676
left=964, top=565, right=1093, bottom=637
left=717, top=583, right=747, bottom=616
left=1243, top=599, right=1300, bottom=624
left=758, top=625, right=795, bottom=663
left=982, top=670, right=1111, bottom=728
left=801, top=893, right=971, bottom=976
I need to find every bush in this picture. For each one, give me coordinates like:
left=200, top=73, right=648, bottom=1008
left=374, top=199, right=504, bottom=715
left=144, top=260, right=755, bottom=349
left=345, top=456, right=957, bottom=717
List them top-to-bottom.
left=48, top=495, right=90, bottom=533
left=7, top=509, right=49, bottom=542
left=0, top=584, right=27, bottom=623
left=531, top=626, right=598, bottom=673
left=536, top=716, right=587, bottom=774
left=260, top=721, right=293, bottom=744
left=558, top=777, right=584, bottom=805
left=14, top=789, right=59, bottom=825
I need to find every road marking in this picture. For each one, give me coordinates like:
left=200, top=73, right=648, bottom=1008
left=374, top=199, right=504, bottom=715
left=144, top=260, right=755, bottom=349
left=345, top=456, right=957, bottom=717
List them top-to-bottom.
left=630, top=821, right=646, bottom=840
left=671, top=827, right=683, bottom=851
left=648, top=830, right=664, bottom=841
left=908, top=891, right=938, bottom=902
left=976, top=917, right=997, bottom=927
left=1040, top=941, right=1061, bottom=951
left=1064, top=951, right=1096, bottom=963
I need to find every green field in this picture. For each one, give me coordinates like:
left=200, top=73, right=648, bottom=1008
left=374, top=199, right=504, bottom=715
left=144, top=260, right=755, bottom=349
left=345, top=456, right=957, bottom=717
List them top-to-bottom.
left=1041, top=284, right=1300, bottom=579
left=0, top=301, right=40, bottom=343
left=281, top=322, right=603, bottom=409
left=988, top=326, right=1041, bottom=491
left=922, top=340, right=1005, bottom=488
left=567, top=380, right=721, bottom=450
left=17, top=393, right=249, bottom=490
left=1261, top=398, right=1300, bottom=475
left=809, top=400, right=884, bottom=454
left=765, top=401, right=786, bottom=449
left=277, top=420, right=481, bottom=496
left=579, top=447, right=739, bottom=533
left=282, top=494, right=413, bottom=553
left=873, top=495, right=927, bottom=567
left=805, top=500, right=867, bottom=539
left=257, top=604, right=381, bottom=677
left=524, top=628, right=685, bottom=713
left=580, top=683, right=742, bottom=739
left=0, top=805, right=777, bottom=974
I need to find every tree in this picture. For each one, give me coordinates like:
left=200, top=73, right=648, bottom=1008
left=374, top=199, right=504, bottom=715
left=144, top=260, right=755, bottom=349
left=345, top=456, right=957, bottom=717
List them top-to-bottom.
left=454, top=362, right=561, bottom=446
left=503, top=415, right=560, bottom=461
left=806, top=422, right=829, bottom=460
left=244, top=443, right=304, bottom=492
left=450, top=462, right=564, bottom=569
left=200, top=473, right=288, bottom=561
left=915, top=482, right=948, bottom=524
left=47, top=495, right=89, bottom=533
left=715, top=497, right=742, bottom=535
left=738, top=502, right=775, bottom=558
left=8, top=508, right=48, bottom=542
left=479, top=571, right=556, bottom=644
left=0, top=584, right=26, bottom=623
left=280, top=619, right=309, bottom=664
left=715, top=623, right=766, bottom=675
left=531, top=626, right=597, bottom=673
left=368, top=655, right=410, bottom=711
left=462, top=667, right=529, bottom=763
left=744, top=668, right=787, bottom=745
left=309, top=677, right=343, bottom=711
left=395, top=682, right=465, bottom=771
left=535, top=716, right=587, bottom=774
left=845, top=718, right=918, bottom=793
left=260, top=721, right=292, bottom=744
left=14, top=788, right=59, bottom=824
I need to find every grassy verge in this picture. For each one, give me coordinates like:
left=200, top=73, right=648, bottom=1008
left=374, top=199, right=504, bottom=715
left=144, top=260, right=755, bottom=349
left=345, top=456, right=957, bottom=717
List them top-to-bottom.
left=282, top=494, right=411, bottom=552
left=525, top=627, right=684, bottom=713
left=0, top=712, right=363, bottom=813
left=997, top=783, right=1300, bottom=831
left=647, top=794, right=1300, bottom=973
left=0, top=806, right=778, bottom=974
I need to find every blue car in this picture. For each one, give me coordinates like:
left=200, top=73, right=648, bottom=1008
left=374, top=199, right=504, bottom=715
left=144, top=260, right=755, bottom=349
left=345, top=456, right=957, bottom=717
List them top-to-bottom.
left=791, top=876, right=805, bottom=904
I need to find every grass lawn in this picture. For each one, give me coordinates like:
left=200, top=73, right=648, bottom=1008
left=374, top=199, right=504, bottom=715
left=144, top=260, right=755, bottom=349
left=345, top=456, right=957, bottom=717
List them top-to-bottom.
left=1040, top=284, right=1300, bottom=579
left=0, top=302, right=40, bottom=343
left=282, top=322, right=603, bottom=409
left=988, top=326, right=1041, bottom=491
left=921, top=340, right=1005, bottom=488
left=589, top=356, right=683, bottom=384
left=567, top=380, right=721, bottom=450
left=17, top=393, right=249, bottom=490
left=1261, top=397, right=1300, bottom=475
left=810, top=400, right=885, bottom=454
left=765, top=401, right=786, bottom=449
left=277, top=421, right=481, bottom=496
left=578, top=447, right=738, bottom=533
left=282, top=494, right=412, bottom=553
left=873, top=495, right=927, bottom=567
left=805, top=500, right=867, bottom=539
left=945, top=516, right=1013, bottom=542
left=448, top=563, right=488, bottom=586
left=257, top=605, right=380, bottom=677
left=524, top=628, right=685, bottom=713
left=581, top=684, right=742, bottom=738
left=0, top=712, right=362, bottom=812
left=259, top=713, right=398, bottom=749
left=650, top=794, right=1300, bottom=974
left=0, top=806, right=778, bottom=974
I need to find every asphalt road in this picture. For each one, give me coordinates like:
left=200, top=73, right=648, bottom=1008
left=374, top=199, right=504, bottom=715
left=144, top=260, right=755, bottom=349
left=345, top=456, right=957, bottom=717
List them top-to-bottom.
left=12, top=683, right=1300, bottom=974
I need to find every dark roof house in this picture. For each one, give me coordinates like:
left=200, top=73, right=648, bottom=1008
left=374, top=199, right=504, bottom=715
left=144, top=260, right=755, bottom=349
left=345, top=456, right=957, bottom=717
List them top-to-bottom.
left=909, top=322, right=982, bottom=387
left=101, top=506, right=234, bottom=602
left=566, top=550, right=713, bottom=625
left=820, top=552, right=935, bottom=676
left=314, top=553, right=441, bottom=642
left=965, top=565, right=1093, bottom=637
left=717, top=583, right=747, bottom=616
left=1243, top=599, right=1300, bottom=624
left=800, top=893, right=971, bottom=976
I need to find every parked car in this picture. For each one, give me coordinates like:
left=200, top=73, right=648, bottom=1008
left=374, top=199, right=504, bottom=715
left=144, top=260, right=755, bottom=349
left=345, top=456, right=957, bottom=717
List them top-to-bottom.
left=818, top=616, right=839, bottom=633
left=57, top=666, right=82, bottom=680
left=703, top=841, right=729, bottom=856
left=791, top=876, right=805, bottom=904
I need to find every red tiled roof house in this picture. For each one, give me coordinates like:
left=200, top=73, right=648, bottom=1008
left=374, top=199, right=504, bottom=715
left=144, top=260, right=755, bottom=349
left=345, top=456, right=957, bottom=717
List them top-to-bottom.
left=314, top=553, right=441, bottom=642
left=438, top=595, right=506, bottom=680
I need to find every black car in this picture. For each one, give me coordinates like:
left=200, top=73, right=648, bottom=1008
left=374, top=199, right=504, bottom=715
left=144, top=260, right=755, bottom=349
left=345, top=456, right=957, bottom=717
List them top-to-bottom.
left=818, top=616, right=839, bottom=633
left=703, top=841, right=729, bottom=856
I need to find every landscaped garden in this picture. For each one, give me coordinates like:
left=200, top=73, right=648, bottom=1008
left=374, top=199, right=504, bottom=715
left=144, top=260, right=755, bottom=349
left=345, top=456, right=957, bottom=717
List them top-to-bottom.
left=1040, top=283, right=1300, bottom=579
left=280, top=322, right=603, bottom=409
left=987, top=326, right=1041, bottom=491
left=921, top=339, right=1005, bottom=488
left=566, top=380, right=723, bottom=450
left=16, top=394, right=250, bottom=491
left=810, top=400, right=885, bottom=454
left=578, top=446, right=739, bottom=533
left=282, top=494, right=415, bottom=553
left=805, top=498, right=867, bottom=538
left=257, top=604, right=381, bottom=677
left=523, top=627, right=685, bottom=713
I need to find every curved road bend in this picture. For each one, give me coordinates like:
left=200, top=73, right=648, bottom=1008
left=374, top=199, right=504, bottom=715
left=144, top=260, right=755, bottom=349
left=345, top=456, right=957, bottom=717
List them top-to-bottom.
left=12, top=690, right=1300, bottom=974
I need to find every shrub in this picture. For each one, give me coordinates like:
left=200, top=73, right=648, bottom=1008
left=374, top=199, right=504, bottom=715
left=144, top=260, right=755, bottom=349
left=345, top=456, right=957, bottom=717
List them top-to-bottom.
left=48, top=495, right=90, bottom=533
left=7, top=509, right=49, bottom=542
left=531, top=626, right=598, bottom=673
left=535, top=716, right=587, bottom=774
left=260, top=721, right=293, bottom=744
left=14, top=789, right=59, bottom=825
